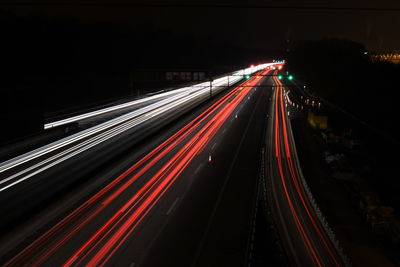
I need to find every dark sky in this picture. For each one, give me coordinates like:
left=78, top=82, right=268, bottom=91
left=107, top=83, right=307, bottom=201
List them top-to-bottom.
left=2, top=0, right=400, bottom=52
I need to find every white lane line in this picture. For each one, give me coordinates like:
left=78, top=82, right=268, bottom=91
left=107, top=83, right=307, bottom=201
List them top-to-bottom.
left=191, top=84, right=264, bottom=266
left=211, top=142, right=217, bottom=150
left=194, top=163, right=204, bottom=174
left=166, top=197, right=180, bottom=215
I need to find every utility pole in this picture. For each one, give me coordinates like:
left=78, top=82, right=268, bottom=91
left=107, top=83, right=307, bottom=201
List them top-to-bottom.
left=210, top=78, right=213, bottom=97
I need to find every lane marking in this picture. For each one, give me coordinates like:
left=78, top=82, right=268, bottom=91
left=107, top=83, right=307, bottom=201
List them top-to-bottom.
left=191, top=78, right=267, bottom=266
left=211, top=142, right=217, bottom=150
left=194, top=163, right=204, bottom=174
left=166, top=197, right=180, bottom=215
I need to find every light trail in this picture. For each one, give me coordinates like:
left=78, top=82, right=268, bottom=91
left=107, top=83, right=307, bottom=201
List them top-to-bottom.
left=0, top=63, right=280, bottom=193
left=44, top=64, right=272, bottom=130
left=5, top=68, right=271, bottom=266
left=65, top=71, right=269, bottom=266
left=5, top=73, right=250, bottom=266
left=271, top=73, right=340, bottom=266
left=272, top=74, right=322, bottom=266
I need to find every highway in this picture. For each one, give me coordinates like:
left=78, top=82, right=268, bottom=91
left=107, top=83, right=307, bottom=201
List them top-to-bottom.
left=0, top=63, right=348, bottom=266
left=0, top=64, right=272, bottom=229
left=43, top=67, right=267, bottom=130
left=0, top=68, right=275, bottom=266
left=265, top=71, right=346, bottom=266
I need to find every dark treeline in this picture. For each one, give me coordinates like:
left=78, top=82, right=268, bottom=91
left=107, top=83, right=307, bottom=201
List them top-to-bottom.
left=0, top=11, right=279, bottom=143
left=287, top=38, right=400, bottom=209
left=287, top=38, right=400, bottom=141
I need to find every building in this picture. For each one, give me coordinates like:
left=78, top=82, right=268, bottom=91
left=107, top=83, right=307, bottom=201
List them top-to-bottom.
left=370, top=53, right=400, bottom=64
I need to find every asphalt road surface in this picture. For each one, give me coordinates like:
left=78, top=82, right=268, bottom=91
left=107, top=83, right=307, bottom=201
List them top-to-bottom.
left=0, top=69, right=275, bottom=267
left=265, top=73, right=344, bottom=267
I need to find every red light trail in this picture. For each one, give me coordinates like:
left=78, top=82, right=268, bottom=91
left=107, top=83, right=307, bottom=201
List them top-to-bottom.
left=5, top=69, right=271, bottom=267
left=271, top=72, right=340, bottom=266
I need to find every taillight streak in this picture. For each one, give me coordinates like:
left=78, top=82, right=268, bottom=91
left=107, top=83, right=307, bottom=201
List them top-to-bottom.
left=6, top=70, right=269, bottom=266
left=65, top=72, right=268, bottom=266
left=273, top=74, right=339, bottom=266
left=273, top=74, right=322, bottom=266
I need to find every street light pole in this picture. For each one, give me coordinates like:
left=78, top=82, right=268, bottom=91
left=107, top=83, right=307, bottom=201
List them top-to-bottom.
left=210, top=78, right=213, bottom=97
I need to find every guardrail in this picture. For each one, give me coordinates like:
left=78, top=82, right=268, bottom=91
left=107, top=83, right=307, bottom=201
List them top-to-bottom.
left=284, top=89, right=352, bottom=266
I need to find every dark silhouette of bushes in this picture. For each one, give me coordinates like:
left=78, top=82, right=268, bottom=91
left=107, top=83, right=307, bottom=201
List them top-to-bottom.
left=287, top=38, right=400, bottom=139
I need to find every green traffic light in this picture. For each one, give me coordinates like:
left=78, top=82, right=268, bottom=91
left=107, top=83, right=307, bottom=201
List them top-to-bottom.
left=245, top=75, right=250, bottom=79
left=278, top=75, right=283, bottom=80
left=288, top=75, right=294, bottom=80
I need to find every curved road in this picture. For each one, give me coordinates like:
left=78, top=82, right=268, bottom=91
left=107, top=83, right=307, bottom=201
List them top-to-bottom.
left=266, top=72, right=345, bottom=266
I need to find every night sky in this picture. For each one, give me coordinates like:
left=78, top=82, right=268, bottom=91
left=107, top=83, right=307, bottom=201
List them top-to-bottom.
left=2, top=0, right=400, bottom=52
